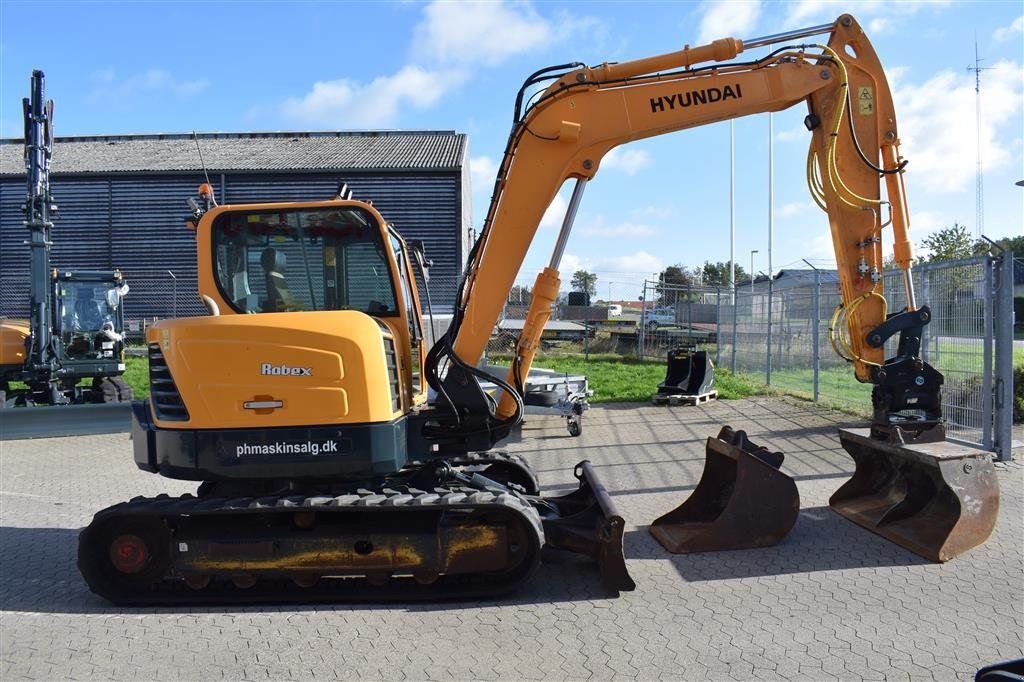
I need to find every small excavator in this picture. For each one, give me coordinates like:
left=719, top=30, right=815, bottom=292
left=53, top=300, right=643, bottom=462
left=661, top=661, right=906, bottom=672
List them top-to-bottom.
left=79, top=14, right=997, bottom=605
left=0, top=70, right=132, bottom=409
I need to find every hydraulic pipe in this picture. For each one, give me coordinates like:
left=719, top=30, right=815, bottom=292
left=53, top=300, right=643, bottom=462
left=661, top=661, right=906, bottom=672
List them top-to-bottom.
left=741, top=22, right=835, bottom=50
left=497, top=179, right=588, bottom=418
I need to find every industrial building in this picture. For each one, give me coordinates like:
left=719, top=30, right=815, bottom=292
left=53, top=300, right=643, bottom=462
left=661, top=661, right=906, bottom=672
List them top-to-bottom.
left=0, top=130, right=472, bottom=323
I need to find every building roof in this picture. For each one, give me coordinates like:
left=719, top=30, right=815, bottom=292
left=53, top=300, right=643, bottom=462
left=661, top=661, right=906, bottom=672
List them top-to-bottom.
left=0, top=130, right=466, bottom=176
left=771, top=268, right=840, bottom=289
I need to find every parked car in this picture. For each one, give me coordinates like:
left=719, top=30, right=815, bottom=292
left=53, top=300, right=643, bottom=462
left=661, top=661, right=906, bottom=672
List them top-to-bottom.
left=607, top=304, right=623, bottom=317
left=642, top=306, right=676, bottom=329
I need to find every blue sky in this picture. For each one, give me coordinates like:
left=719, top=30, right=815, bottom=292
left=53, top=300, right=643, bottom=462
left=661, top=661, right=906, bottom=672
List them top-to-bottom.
left=1, top=1, right=1021, bottom=298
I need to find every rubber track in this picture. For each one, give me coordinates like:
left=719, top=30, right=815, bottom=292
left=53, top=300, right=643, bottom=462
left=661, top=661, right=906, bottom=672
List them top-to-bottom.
left=78, top=485, right=544, bottom=606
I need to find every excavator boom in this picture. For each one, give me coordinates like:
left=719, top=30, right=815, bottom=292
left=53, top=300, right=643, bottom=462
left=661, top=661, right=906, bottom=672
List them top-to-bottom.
left=429, top=14, right=939, bottom=447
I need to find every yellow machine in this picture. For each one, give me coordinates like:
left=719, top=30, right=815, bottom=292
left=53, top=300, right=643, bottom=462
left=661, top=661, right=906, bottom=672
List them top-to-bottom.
left=79, top=15, right=996, bottom=605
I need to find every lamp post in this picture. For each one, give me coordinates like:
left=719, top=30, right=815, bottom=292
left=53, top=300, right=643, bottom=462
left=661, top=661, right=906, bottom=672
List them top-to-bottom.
left=750, top=250, right=759, bottom=287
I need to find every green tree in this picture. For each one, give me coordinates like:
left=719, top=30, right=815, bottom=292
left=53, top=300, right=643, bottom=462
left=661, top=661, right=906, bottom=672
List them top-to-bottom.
left=918, top=223, right=974, bottom=263
left=974, top=235, right=1024, bottom=256
left=997, top=235, right=1024, bottom=253
left=700, top=260, right=747, bottom=287
left=655, top=265, right=698, bottom=305
left=570, top=270, right=598, bottom=297
left=507, top=284, right=532, bottom=306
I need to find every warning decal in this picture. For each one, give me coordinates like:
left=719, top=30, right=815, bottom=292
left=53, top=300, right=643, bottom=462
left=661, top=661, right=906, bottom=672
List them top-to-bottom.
left=857, top=86, right=874, bottom=115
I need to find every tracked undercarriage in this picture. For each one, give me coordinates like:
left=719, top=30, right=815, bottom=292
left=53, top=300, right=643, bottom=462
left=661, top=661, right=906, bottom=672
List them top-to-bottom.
left=78, top=456, right=634, bottom=605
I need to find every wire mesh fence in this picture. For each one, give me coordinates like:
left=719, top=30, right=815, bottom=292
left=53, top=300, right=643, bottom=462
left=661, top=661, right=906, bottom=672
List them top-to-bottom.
left=4, top=253, right=1008, bottom=456
left=588, top=254, right=1009, bottom=456
left=711, top=254, right=1012, bottom=456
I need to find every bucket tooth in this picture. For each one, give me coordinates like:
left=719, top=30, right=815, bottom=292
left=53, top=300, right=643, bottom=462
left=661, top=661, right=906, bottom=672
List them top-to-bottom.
left=650, top=426, right=799, bottom=553
left=831, top=428, right=999, bottom=561
left=540, top=460, right=635, bottom=592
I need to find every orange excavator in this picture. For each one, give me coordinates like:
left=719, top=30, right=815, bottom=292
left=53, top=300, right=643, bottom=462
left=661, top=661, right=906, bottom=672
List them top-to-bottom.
left=78, top=14, right=997, bottom=605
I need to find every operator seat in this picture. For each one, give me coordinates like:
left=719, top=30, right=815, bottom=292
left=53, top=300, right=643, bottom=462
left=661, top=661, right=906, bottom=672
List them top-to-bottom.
left=261, top=247, right=303, bottom=312
left=74, top=298, right=104, bottom=330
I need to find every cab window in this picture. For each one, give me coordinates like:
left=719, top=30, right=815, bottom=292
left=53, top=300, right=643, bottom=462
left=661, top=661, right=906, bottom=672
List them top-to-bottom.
left=212, top=206, right=398, bottom=315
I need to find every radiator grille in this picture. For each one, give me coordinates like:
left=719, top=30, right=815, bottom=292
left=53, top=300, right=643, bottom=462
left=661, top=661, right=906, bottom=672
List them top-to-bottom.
left=383, top=338, right=401, bottom=412
left=148, top=343, right=190, bottom=421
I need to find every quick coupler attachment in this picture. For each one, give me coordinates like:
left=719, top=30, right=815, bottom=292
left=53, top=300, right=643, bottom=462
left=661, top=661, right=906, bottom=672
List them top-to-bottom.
left=650, top=426, right=799, bottom=553
left=831, top=428, right=999, bottom=561
left=539, top=460, right=636, bottom=592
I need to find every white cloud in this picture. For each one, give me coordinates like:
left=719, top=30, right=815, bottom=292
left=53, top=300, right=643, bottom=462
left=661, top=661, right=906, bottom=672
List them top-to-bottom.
left=784, top=0, right=824, bottom=27
left=277, top=1, right=577, bottom=129
left=412, top=1, right=552, bottom=66
left=698, top=1, right=762, bottom=44
left=782, top=1, right=951, bottom=34
left=994, top=16, right=1023, bottom=43
left=867, top=17, right=890, bottom=34
left=892, top=60, right=1023, bottom=194
left=280, top=66, right=465, bottom=128
left=88, top=69, right=208, bottom=102
left=776, top=126, right=807, bottom=143
left=600, top=147, right=653, bottom=175
left=470, top=156, right=498, bottom=194
left=540, top=192, right=569, bottom=229
left=778, top=202, right=810, bottom=218
left=630, top=205, right=675, bottom=220
left=908, top=209, right=953, bottom=238
left=579, top=220, right=660, bottom=238
left=549, top=250, right=664, bottom=277
left=594, top=250, right=665, bottom=273
left=558, top=253, right=583, bottom=274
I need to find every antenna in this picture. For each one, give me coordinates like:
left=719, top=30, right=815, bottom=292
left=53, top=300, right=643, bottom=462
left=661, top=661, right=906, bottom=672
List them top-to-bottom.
left=967, top=37, right=993, bottom=239
left=191, top=130, right=214, bottom=193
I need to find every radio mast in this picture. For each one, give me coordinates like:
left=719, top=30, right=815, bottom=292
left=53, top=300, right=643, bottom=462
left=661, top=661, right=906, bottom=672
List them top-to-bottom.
left=967, top=37, right=992, bottom=239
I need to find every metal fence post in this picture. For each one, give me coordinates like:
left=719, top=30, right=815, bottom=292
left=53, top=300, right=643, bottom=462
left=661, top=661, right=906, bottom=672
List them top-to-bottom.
left=993, top=253, right=1014, bottom=461
left=982, top=256, right=994, bottom=450
left=919, top=263, right=931, bottom=364
left=813, top=269, right=820, bottom=403
left=770, top=274, right=774, bottom=382
left=638, top=280, right=647, bottom=360
left=731, top=285, right=738, bottom=373
left=715, top=287, right=721, bottom=367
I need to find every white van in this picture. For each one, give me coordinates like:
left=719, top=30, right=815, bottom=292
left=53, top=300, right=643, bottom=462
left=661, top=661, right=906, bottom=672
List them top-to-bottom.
left=607, top=304, right=623, bottom=317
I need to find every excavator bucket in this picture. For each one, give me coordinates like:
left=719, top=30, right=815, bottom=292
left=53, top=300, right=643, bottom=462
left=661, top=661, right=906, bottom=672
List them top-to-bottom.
left=653, top=347, right=716, bottom=405
left=650, top=426, right=799, bottom=553
left=831, top=428, right=999, bottom=561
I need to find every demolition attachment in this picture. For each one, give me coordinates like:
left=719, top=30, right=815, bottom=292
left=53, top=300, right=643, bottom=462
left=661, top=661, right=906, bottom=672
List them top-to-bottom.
left=652, top=346, right=717, bottom=406
left=650, top=426, right=799, bottom=553
left=831, top=428, right=999, bottom=561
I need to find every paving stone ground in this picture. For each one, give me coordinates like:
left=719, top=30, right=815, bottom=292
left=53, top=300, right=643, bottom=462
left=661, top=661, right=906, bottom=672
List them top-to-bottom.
left=1, top=396, right=1021, bottom=681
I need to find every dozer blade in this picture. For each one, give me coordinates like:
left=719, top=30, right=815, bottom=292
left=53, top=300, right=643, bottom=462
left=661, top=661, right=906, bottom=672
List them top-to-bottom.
left=650, top=426, right=799, bottom=553
left=831, top=428, right=999, bottom=561
left=540, top=460, right=636, bottom=592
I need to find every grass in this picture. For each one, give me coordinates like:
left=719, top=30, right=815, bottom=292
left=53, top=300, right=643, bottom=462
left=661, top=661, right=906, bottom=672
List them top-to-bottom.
left=490, top=352, right=766, bottom=403
left=123, top=356, right=150, bottom=398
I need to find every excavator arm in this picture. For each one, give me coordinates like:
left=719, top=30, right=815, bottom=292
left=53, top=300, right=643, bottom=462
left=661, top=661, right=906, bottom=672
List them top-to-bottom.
left=426, top=14, right=943, bottom=449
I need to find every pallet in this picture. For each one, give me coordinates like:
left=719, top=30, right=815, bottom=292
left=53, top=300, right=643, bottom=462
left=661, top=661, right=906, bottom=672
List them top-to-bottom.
left=651, top=390, right=717, bottom=406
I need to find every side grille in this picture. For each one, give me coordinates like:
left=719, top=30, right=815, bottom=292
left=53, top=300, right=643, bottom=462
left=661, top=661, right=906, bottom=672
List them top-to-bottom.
left=383, top=338, right=401, bottom=412
left=148, top=343, right=190, bottom=421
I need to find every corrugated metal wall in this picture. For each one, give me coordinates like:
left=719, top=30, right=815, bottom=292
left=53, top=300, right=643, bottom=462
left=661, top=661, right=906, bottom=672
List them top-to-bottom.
left=0, top=171, right=465, bottom=324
